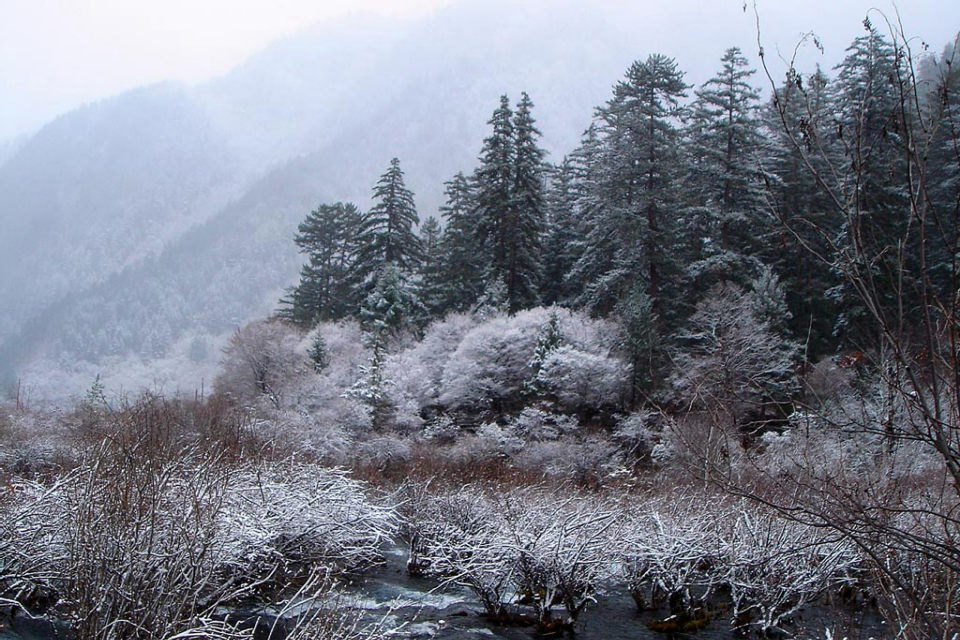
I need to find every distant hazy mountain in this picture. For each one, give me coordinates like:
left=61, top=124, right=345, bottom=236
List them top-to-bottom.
left=0, top=0, right=741, bottom=399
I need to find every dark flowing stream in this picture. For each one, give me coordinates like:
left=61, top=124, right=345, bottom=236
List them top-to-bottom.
left=0, top=545, right=882, bottom=640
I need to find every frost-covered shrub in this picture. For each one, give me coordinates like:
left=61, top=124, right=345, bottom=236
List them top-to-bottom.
left=669, top=284, right=798, bottom=415
left=438, top=308, right=622, bottom=413
left=438, top=312, right=544, bottom=411
left=384, top=313, right=479, bottom=409
left=214, top=318, right=310, bottom=409
left=308, top=321, right=368, bottom=388
left=279, top=322, right=373, bottom=435
left=536, top=346, right=628, bottom=412
left=803, top=356, right=857, bottom=405
left=755, top=394, right=942, bottom=481
left=508, top=406, right=578, bottom=442
left=267, top=409, right=356, bottom=462
left=612, top=409, right=659, bottom=460
left=422, top=415, right=459, bottom=443
left=475, top=421, right=524, bottom=455
left=353, top=435, right=414, bottom=470
left=514, top=436, right=621, bottom=483
left=55, top=445, right=238, bottom=640
left=217, top=462, right=396, bottom=588
left=0, top=478, right=67, bottom=611
left=404, top=485, right=622, bottom=627
left=621, top=495, right=730, bottom=613
left=723, top=509, right=858, bottom=635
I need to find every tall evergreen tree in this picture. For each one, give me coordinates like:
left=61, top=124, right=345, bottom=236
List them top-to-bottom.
left=830, top=24, right=911, bottom=342
left=917, top=39, right=960, bottom=305
left=683, top=47, right=765, bottom=292
left=573, top=54, right=689, bottom=320
left=760, top=67, right=841, bottom=354
left=508, top=92, right=546, bottom=309
left=474, top=93, right=546, bottom=313
left=474, top=95, right=515, bottom=284
left=355, top=157, right=422, bottom=288
left=542, top=157, right=581, bottom=305
left=438, top=172, right=483, bottom=312
left=279, top=202, right=362, bottom=326
left=416, top=216, right=446, bottom=317
left=360, top=262, right=423, bottom=339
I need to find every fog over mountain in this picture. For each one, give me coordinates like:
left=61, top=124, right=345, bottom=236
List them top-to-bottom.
left=0, top=0, right=949, bottom=401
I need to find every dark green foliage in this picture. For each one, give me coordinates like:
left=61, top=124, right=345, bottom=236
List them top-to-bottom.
left=829, top=23, right=912, bottom=342
left=682, top=47, right=765, bottom=292
left=573, top=54, right=689, bottom=321
left=759, top=67, right=841, bottom=355
left=474, top=93, right=547, bottom=313
left=355, top=157, right=423, bottom=287
left=542, top=157, right=584, bottom=305
left=437, top=172, right=484, bottom=313
left=279, top=202, right=362, bottom=327
left=417, top=216, right=446, bottom=318
left=360, top=262, right=423, bottom=340
left=615, top=288, right=660, bottom=405
left=524, top=311, right=564, bottom=395
left=308, top=332, right=330, bottom=373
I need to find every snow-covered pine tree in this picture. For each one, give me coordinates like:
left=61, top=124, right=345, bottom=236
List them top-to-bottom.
left=829, top=23, right=911, bottom=342
left=922, top=39, right=960, bottom=302
left=682, top=47, right=765, bottom=292
left=572, top=55, right=689, bottom=321
left=759, top=66, right=840, bottom=355
left=508, top=91, right=546, bottom=311
left=474, top=93, right=547, bottom=313
left=474, top=95, right=514, bottom=286
left=562, top=124, right=615, bottom=309
left=354, top=157, right=423, bottom=289
left=542, top=158, right=580, bottom=305
left=438, top=172, right=483, bottom=312
left=279, top=202, right=362, bottom=326
left=416, top=216, right=446, bottom=318
left=360, top=261, right=423, bottom=340
left=524, top=311, right=564, bottom=395
left=308, top=331, right=330, bottom=373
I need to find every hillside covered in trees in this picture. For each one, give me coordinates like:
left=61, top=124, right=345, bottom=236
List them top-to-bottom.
left=277, top=27, right=960, bottom=418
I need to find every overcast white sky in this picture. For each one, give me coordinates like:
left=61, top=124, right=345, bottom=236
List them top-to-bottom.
left=1, top=0, right=958, bottom=141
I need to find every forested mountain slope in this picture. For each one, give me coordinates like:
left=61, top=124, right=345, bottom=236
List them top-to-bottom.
left=0, top=0, right=658, bottom=397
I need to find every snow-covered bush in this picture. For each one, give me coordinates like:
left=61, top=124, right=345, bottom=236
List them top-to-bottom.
left=670, top=284, right=798, bottom=416
left=438, top=307, right=623, bottom=414
left=438, top=311, right=544, bottom=411
left=384, top=313, right=479, bottom=409
left=214, top=318, right=310, bottom=409
left=282, top=321, right=373, bottom=435
left=536, top=346, right=628, bottom=412
left=508, top=406, right=578, bottom=442
left=258, top=409, right=356, bottom=462
left=612, top=409, right=659, bottom=460
left=422, top=414, right=458, bottom=443
left=474, top=421, right=524, bottom=455
left=352, top=435, right=414, bottom=470
left=514, top=437, right=621, bottom=483
left=57, top=444, right=237, bottom=640
left=217, top=462, right=397, bottom=588
left=0, top=478, right=67, bottom=612
left=401, top=485, right=513, bottom=615
left=402, top=485, right=621, bottom=629
left=500, top=489, right=622, bottom=627
left=621, top=495, right=730, bottom=613
left=723, top=509, right=858, bottom=635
